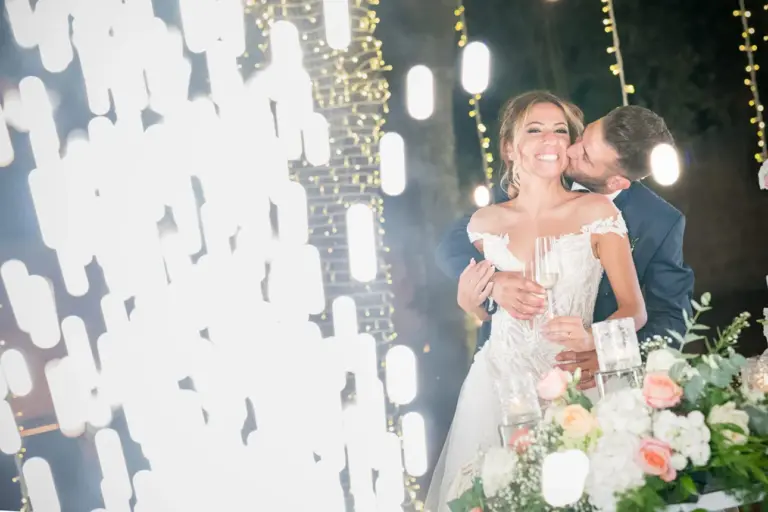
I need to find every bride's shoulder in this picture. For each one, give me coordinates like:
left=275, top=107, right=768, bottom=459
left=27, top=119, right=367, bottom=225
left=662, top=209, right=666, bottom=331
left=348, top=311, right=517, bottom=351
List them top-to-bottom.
left=573, top=193, right=620, bottom=223
left=468, top=203, right=513, bottom=233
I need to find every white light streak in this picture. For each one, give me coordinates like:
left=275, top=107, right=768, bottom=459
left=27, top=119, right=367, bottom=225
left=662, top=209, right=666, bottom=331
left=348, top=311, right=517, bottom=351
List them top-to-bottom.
left=5, top=0, right=37, bottom=49
left=36, top=0, right=74, bottom=73
left=323, top=0, right=351, bottom=50
left=461, top=41, right=491, bottom=95
left=406, top=65, right=435, bottom=121
left=0, top=104, right=15, bottom=167
left=303, top=112, right=331, bottom=166
left=380, top=132, right=406, bottom=196
left=346, top=204, right=378, bottom=282
left=332, top=296, right=358, bottom=338
left=385, top=345, right=417, bottom=405
left=1, top=349, right=33, bottom=397
left=0, top=400, right=22, bottom=455
left=401, top=412, right=428, bottom=477
left=23, top=457, right=61, bottom=512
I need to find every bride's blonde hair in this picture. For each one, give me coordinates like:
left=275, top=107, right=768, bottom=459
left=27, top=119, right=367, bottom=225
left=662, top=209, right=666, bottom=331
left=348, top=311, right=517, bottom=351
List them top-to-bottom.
left=499, top=91, right=585, bottom=199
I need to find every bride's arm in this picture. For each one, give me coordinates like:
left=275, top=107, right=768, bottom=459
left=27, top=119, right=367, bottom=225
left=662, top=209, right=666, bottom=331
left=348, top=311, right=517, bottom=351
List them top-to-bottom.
left=588, top=199, right=648, bottom=331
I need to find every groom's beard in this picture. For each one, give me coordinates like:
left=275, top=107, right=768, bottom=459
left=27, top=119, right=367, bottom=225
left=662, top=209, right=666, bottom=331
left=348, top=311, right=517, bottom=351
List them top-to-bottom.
left=564, top=168, right=611, bottom=194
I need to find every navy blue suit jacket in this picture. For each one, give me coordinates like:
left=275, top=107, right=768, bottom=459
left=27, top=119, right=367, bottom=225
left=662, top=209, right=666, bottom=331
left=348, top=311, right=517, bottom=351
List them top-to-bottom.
left=435, top=182, right=695, bottom=348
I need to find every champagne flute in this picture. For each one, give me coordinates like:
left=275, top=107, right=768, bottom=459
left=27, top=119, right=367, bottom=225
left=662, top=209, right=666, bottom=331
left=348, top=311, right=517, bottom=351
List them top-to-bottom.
left=533, top=236, right=560, bottom=320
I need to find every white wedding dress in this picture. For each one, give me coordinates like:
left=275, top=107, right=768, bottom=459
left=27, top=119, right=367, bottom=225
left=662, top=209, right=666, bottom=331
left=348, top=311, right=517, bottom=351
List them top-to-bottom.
left=425, top=213, right=628, bottom=512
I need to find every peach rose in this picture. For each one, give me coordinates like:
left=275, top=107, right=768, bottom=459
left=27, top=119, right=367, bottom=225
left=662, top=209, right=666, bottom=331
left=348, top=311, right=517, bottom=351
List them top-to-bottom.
left=537, top=368, right=570, bottom=401
left=643, top=372, right=683, bottom=409
left=558, top=404, right=596, bottom=438
left=508, top=426, right=532, bottom=453
left=637, top=438, right=677, bottom=482
left=470, top=508, right=483, bottom=512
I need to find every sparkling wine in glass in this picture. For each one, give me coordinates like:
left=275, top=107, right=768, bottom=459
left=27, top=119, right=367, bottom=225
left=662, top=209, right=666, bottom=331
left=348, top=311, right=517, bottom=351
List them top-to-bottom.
left=534, top=236, right=560, bottom=319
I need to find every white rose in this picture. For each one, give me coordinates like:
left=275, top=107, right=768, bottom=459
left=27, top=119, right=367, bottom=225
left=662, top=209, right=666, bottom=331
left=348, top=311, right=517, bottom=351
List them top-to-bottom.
left=645, top=348, right=684, bottom=374
left=707, top=402, right=750, bottom=445
left=689, top=443, right=711, bottom=467
left=480, top=447, right=518, bottom=497
left=671, top=453, right=687, bottom=471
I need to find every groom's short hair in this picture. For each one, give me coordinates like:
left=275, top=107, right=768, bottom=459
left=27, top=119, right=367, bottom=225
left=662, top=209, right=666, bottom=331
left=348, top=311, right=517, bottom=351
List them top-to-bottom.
left=602, top=106, right=675, bottom=181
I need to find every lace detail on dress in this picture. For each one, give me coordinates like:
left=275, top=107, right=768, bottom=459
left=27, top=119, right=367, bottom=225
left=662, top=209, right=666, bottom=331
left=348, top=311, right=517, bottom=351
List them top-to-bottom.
left=580, top=213, right=628, bottom=237
left=466, top=231, right=523, bottom=272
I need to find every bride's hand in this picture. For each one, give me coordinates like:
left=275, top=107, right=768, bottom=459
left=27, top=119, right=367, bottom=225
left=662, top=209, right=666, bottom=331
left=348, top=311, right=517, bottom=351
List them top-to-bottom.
left=542, top=316, right=595, bottom=352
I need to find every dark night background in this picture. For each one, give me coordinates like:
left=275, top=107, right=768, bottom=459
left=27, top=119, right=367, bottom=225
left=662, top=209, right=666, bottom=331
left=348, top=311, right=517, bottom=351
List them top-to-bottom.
left=0, top=0, right=766, bottom=509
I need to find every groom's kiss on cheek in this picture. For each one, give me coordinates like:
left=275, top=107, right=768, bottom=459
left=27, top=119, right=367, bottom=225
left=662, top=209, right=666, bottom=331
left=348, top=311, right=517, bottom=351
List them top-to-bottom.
left=566, top=119, right=631, bottom=195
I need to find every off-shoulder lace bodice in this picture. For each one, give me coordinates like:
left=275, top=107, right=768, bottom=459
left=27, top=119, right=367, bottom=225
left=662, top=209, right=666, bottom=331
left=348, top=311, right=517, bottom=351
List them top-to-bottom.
left=468, top=214, right=627, bottom=384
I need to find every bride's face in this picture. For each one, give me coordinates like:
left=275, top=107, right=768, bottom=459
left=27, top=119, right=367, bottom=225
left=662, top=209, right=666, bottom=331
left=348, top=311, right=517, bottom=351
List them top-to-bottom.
left=506, top=103, right=571, bottom=180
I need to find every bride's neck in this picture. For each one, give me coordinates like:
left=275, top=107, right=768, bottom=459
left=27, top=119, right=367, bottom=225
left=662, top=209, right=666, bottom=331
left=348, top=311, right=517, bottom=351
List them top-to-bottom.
left=514, top=175, right=567, bottom=215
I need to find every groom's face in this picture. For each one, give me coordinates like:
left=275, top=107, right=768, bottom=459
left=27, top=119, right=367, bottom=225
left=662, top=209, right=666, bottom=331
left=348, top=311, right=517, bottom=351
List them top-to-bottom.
left=565, top=119, right=630, bottom=194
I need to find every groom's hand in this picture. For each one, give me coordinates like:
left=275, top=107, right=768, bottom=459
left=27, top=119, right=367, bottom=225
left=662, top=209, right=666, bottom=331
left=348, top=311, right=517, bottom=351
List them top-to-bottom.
left=490, top=271, right=546, bottom=320
left=555, top=350, right=599, bottom=390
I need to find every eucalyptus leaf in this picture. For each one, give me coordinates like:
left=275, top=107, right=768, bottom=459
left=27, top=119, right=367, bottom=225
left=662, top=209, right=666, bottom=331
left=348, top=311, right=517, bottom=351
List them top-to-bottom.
left=701, top=292, right=711, bottom=306
left=691, top=300, right=702, bottom=312
left=683, top=308, right=692, bottom=330
left=689, top=324, right=710, bottom=331
left=667, top=329, right=686, bottom=346
left=684, top=333, right=704, bottom=343
left=730, top=353, right=747, bottom=368
left=669, top=361, right=688, bottom=382
left=684, top=375, right=705, bottom=402
left=744, top=405, right=768, bottom=436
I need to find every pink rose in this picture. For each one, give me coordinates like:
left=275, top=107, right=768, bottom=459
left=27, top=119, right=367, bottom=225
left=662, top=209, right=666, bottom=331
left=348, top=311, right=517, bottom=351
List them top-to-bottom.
left=537, top=368, right=569, bottom=401
left=642, top=372, right=683, bottom=409
left=508, top=426, right=532, bottom=453
left=637, top=438, right=677, bottom=482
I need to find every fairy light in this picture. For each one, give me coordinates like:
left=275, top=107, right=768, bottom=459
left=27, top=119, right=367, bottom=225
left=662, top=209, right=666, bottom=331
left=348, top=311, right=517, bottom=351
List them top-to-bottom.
left=601, top=0, right=634, bottom=106
left=734, top=2, right=768, bottom=163
left=454, top=3, right=494, bottom=188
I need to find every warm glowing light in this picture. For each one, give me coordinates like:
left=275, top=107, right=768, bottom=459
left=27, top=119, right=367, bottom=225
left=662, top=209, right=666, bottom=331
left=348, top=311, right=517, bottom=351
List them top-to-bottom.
left=461, top=42, right=491, bottom=95
left=406, top=65, right=435, bottom=121
left=380, top=132, right=406, bottom=196
left=651, top=143, right=681, bottom=186
left=473, top=184, right=491, bottom=207
left=346, top=204, right=378, bottom=282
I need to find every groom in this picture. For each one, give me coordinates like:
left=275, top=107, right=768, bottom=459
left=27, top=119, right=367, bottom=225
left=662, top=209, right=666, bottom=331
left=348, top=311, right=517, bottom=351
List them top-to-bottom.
left=436, top=105, right=695, bottom=389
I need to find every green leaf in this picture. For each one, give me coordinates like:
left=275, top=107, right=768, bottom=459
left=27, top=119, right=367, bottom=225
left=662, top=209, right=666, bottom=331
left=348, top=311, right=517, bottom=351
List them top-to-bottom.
left=701, top=292, right=711, bottom=306
left=691, top=299, right=703, bottom=312
left=683, top=308, right=692, bottom=330
left=689, top=324, right=710, bottom=331
left=667, top=329, right=686, bottom=346
left=684, top=333, right=705, bottom=343
left=730, top=353, right=747, bottom=368
left=669, top=361, right=688, bottom=382
left=684, top=375, right=706, bottom=402
left=744, top=405, right=768, bottom=436
left=680, top=474, right=698, bottom=497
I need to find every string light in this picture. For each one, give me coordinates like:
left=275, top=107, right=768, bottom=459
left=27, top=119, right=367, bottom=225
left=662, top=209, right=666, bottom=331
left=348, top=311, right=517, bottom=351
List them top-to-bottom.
left=600, top=0, right=634, bottom=105
left=245, top=1, right=423, bottom=508
left=454, top=2, right=494, bottom=189
left=734, top=2, right=768, bottom=163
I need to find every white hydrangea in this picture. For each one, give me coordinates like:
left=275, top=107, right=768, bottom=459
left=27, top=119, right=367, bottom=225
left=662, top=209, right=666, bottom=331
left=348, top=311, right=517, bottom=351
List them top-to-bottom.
left=645, top=348, right=684, bottom=374
left=594, top=388, right=652, bottom=437
left=653, top=410, right=711, bottom=467
left=585, top=431, right=645, bottom=512
left=480, top=446, right=518, bottom=498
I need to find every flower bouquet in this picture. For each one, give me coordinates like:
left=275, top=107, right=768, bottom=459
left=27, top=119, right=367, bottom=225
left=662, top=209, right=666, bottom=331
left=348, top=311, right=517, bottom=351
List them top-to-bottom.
left=448, top=294, right=768, bottom=512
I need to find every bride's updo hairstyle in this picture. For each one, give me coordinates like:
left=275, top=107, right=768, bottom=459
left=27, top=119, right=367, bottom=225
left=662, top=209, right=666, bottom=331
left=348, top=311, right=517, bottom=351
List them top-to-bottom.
left=499, top=90, right=584, bottom=199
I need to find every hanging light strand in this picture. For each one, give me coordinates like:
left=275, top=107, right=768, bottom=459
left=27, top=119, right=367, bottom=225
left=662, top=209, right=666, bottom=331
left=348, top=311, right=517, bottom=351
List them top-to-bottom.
left=601, top=0, right=634, bottom=105
left=734, top=2, right=768, bottom=163
left=454, top=3, right=494, bottom=188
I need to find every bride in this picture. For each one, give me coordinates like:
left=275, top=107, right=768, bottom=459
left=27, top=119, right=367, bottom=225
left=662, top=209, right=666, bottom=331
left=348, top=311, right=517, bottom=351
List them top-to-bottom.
left=425, top=91, right=647, bottom=511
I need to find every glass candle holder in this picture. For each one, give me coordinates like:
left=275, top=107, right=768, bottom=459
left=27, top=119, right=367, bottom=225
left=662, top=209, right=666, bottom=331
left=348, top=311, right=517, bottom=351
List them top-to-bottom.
left=593, top=318, right=642, bottom=372
left=495, top=372, right=541, bottom=447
